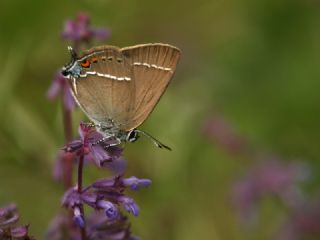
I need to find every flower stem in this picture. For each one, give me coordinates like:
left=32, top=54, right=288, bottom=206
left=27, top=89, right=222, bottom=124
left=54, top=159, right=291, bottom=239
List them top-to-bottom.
left=62, top=101, right=73, bottom=189
left=77, top=154, right=84, bottom=193
left=78, top=154, right=87, bottom=239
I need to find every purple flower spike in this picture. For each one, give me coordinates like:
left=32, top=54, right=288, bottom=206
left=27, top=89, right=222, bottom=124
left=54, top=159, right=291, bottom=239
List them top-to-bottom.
left=62, top=12, right=111, bottom=44
left=92, top=28, right=111, bottom=40
left=203, top=115, right=247, bottom=155
left=232, top=158, right=310, bottom=224
left=122, top=176, right=152, bottom=191
left=119, top=197, right=140, bottom=216
left=97, top=200, right=118, bottom=219
left=0, top=204, right=34, bottom=239
left=73, top=207, right=85, bottom=228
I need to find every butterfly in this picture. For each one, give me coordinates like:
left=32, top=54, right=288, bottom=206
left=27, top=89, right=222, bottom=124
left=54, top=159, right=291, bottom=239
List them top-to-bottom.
left=61, top=43, right=181, bottom=150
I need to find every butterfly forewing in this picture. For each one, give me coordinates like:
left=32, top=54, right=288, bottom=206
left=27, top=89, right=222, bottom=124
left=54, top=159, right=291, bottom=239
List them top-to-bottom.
left=121, top=43, right=181, bottom=130
left=70, top=46, right=136, bottom=127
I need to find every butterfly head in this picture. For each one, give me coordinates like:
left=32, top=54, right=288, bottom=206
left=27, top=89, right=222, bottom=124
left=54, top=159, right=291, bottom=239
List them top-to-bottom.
left=61, top=46, right=82, bottom=79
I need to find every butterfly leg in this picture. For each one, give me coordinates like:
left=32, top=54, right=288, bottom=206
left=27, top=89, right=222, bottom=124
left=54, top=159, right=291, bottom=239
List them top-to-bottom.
left=92, top=135, right=116, bottom=145
left=105, top=138, right=122, bottom=147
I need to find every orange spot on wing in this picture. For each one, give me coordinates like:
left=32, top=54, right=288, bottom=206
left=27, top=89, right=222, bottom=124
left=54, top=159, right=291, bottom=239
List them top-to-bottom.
left=91, top=57, right=98, bottom=63
left=80, top=60, right=91, bottom=68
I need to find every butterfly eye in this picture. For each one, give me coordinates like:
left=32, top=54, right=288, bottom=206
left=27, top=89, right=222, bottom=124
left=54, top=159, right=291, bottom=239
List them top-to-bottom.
left=61, top=66, right=69, bottom=77
left=62, top=70, right=68, bottom=77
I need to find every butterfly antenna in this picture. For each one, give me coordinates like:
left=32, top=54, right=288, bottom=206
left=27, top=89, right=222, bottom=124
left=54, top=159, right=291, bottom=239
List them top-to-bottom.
left=67, top=46, right=78, bottom=60
left=136, top=130, right=172, bottom=151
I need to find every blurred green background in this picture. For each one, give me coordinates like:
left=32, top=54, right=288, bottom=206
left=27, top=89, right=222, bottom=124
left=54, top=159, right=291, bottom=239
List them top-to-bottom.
left=1, top=0, right=320, bottom=239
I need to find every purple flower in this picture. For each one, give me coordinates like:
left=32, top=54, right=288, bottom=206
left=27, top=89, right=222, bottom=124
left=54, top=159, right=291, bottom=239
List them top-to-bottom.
left=62, top=12, right=111, bottom=45
left=47, top=72, right=76, bottom=111
left=203, top=115, right=248, bottom=155
left=64, top=123, right=124, bottom=169
left=89, top=143, right=122, bottom=167
left=52, top=151, right=77, bottom=183
left=103, top=158, right=127, bottom=175
left=232, top=158, right=309, bottom=224
left=63, top=175, right=149, bottom=221
left=93, top=175, right=152, bottom=192
left=232, top=175, right=259, bottom=224
left=92, top=176, right=118, bottom=189
left=122, top=176, right=152, bottom=191
left=62, top=187, right=97, bottom=209
left=118, top=196, right=140, bottom=217
left=277, top=198, right=320, bottom=240
left=97, top=200, right=118, bottom=219
left=0, top=203, right=19, bottom=227
left=0, top=204, right=34, bottom=240
left=73, top=207, right=85, bottom=228
left=86, top=212, right=138, bottom=240
left=46, top=213, right=70, bottom=240
left=10, top=225, right=29, bottom=238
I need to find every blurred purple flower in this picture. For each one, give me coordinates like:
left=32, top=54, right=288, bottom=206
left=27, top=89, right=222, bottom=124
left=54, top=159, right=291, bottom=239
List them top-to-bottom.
left=62, top=12, right=111, bottom=46
left=47, top=72, right=76, bottom=111
left=203, top=115, right=247, bottom=155
left=52, top=150, right=77, bottom=183
left=232, top=158, right=309, bottom=224
left=232, top=175, right=259, bottom=224
left=277, top=198, right=320, bottom=240
left=0, top=203, right=34, bottom=240
left=0, top=203, right=19, bottom=227
left=47, top=212, right=139, bottom=240
left=86, top=212, right=139, bottom=240
left=46, top=213, right=70, bottom=240
left=10, top=225, right=29, bottom=238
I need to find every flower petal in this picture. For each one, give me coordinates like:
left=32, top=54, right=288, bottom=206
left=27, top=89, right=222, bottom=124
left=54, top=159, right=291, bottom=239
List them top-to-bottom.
left=123, top=176, right=152, bottom=191
left=119, top=197, right=139, bottom=216
left=97, top=200, right=118, bottom=219
left=73, top=207, right=85, bottom=228
left=11, top=225, right=28, bottom=238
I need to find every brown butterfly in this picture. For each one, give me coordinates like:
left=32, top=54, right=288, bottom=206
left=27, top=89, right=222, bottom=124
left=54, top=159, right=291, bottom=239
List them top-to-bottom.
left=61, top=43, right=181, bottom=150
